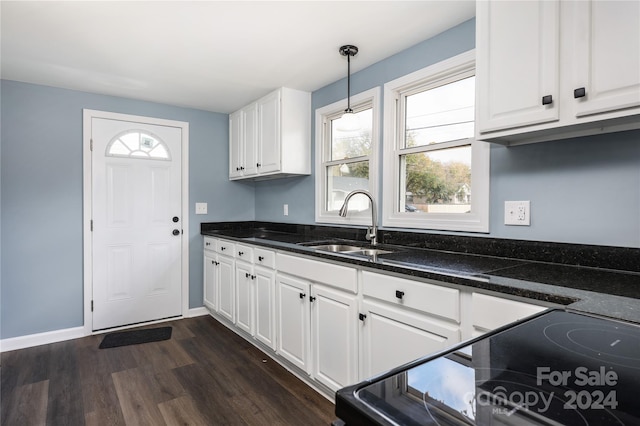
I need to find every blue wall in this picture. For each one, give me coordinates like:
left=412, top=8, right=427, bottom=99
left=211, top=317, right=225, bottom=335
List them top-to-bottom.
left=255, top=18, right=640, bottom=248
left=0, top=80, right=255, bottom=339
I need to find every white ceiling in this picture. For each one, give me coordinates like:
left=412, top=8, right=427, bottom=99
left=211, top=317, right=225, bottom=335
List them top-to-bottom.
left=1, top=1, right=475, bottom=113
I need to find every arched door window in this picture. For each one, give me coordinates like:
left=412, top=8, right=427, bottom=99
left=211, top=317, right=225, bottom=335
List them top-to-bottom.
left=105, top=130, right=171, bottom=160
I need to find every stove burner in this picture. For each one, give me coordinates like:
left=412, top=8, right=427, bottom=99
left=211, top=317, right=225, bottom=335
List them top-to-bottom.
left=543, top=322, right=640, bottom=369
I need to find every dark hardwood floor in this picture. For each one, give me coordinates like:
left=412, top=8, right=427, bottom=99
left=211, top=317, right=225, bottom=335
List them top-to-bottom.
left=1, top=316, right=336, bottom=425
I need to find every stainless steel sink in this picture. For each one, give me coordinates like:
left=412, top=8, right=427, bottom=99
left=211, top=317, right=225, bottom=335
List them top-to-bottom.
left=307, top=244, right=394, bottom=257
left=309, top=244, right=364, bottom=253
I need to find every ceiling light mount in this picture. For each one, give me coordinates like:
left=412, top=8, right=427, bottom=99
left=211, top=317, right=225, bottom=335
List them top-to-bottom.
left=338, top=44, right=360, bottom=131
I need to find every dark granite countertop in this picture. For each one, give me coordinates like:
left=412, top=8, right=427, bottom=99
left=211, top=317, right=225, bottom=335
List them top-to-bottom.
left=201, top=222, right=640, bottom=324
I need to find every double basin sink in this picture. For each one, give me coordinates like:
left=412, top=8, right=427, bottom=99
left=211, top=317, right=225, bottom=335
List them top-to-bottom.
left=298, top=242, right=394, bottom=258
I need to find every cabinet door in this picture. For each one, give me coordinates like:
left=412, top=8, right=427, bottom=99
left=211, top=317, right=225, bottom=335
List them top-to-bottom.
left=476, top=0, right=559, bottom=134
left=570, top=0, right=640, bottom=118
left=257, top=90, right=281, bottom=174
left=243, top=102, right=259, bottom=176
left=229, top=110, right=244, bottom=178
left=203, top=252, right=218, bottom=311
left=217, top=255, right=235, bottom=322
left=235, top=260, right=254, bottom=335
left=255, top=266, right=276, bottom=350
left=276, top=274, right=310, bottom=373
left=311, top=285, right=358, bottom=392
left=471, top=293, right=546, bottom=337
left=361, top=299, right=460, bottom=378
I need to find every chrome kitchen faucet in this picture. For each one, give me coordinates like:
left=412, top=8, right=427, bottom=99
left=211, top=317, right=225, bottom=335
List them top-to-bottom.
left=339, top=189, right=378, bottom=246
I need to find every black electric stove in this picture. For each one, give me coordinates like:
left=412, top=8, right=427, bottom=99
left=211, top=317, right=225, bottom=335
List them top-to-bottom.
left=335, top=310, right=640, bottom=425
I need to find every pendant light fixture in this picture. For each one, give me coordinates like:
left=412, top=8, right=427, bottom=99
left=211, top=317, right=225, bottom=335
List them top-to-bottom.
left=337, top=44, right=360, bottom=131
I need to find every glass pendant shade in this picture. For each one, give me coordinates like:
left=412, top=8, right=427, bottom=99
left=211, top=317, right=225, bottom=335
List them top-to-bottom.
left=337, top=109, right=361, bottom=132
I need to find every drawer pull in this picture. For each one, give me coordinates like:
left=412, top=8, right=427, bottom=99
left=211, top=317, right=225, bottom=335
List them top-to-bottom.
left=574, top=87, right=586, bottom=98
left=541, top=94, right=553, bottom=105
left=205, top=242, right=211, bottom=246
left=220, top=246, right=226, bottom=251
left=238, top=251, right=244, bottom=256
left=258, top=256, right=264, bottom=262
left=395, top=290, right=405, bottom=299
left=299, top=293, right=306, bottom=299
left=359, top=313, right=367, bottom=322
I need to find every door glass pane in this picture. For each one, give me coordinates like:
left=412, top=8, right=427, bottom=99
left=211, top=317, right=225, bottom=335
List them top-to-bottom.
left=404, top=76, right=475, bottom=148
left=330, top=108, right=372, bottom=160
left=106, top=131, right=171, bottom=160
left=400, top=146, right=471, bottom=213
left=326, top=161, right=369, bottom=211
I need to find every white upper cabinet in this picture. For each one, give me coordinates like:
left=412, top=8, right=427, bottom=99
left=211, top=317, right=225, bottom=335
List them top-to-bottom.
left=476, top=0, right=640, bottom=145
left=476, top=0, right=560, bottom=134
left=569, top=1, right=640, bottom=118
left=229, top=87, right=311, bottom=180
left=229, top=109, right=244, bottom=179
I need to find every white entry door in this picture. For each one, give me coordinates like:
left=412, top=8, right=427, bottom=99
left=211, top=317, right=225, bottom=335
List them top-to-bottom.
left=90, top=115, right=183, bottom=331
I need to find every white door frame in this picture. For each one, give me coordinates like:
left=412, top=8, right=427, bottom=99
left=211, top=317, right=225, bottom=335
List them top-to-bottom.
left=82, top=109, right=190, bottom=335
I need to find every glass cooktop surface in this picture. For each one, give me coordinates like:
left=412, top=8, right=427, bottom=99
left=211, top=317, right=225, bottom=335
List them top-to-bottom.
left=353, top=310, right=640, bottom=425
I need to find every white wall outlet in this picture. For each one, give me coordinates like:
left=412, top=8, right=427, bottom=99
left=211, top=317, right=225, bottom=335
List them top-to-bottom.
left=504, top=201, right=530, bottom=226
left=195, top=202, right=208, bottom=215
left=283, top=204, right=289, bottom=216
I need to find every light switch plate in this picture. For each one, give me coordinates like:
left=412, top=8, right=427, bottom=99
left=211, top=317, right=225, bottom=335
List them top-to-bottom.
left=505, top=201, right=530, bottom=226
left=195, top=202, right=208, bottom=215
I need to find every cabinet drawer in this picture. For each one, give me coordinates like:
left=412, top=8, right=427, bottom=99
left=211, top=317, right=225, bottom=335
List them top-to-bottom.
left=203, top=236, right=216, bottom=251
left=215, top=239, right=236, bottom=257
left=235, top=244, right=254, bottom=263
left=254, top=247, right=276, bottom=269
left=276, top=253, right=357, bottom=293
left=362, top=271, right=460, bottom=322
left=472, top=293, right=546, bottom=331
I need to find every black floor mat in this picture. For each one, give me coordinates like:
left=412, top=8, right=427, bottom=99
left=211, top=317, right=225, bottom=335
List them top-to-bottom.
left=99, top=326, right=172, bottom=349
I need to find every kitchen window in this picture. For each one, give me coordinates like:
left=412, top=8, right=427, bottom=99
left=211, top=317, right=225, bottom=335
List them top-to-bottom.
left=382, top=50, right=490, bottom=232
left=315, top=87, right=380, bottom=225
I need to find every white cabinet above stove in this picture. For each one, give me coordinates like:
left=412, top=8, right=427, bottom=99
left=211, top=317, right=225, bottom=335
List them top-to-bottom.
left=476, top=0, right=640, bottom=145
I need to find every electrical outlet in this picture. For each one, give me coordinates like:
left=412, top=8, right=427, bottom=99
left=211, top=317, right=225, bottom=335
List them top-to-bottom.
left=505, top=201, right=530, bottom=226
left=195, top=202, right=208, bottom=215
left=283, top=204, right=289, bottom=216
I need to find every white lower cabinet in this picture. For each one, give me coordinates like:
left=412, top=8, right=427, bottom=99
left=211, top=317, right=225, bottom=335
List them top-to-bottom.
left=203, top=237, right=235, bottom=321
left=203, top=249, right=218, bottom=312
left=217, top=254, right=235, bottom=323
left=235, top=259, right=254, bottom=335
left=254, top=264, right=276, bottom=350
left=360, top=270, right=461, bottom=377
left=276, top=273, right=311, bottom=373
left=275, top=274, right=359, bottom=391
left=311, top=284, right=358, bottom=392
left=471, top=292, right=547, bottom=337
left=360, top=299, right=460, bottom=378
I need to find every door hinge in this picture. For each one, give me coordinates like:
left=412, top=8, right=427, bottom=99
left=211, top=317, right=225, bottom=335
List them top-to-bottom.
left=90, top=138, right=93, bottom=151
left=90, top=220, right=93, bottom=231
left=91, top=300, right=94, bottom=312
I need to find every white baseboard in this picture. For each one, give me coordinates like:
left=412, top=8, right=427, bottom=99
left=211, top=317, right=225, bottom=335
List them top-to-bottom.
left=187, top=307, right=209, bottom=317
left=1, top=308, right=209, bottom=352
left=0, top=326, right=86, bottom=353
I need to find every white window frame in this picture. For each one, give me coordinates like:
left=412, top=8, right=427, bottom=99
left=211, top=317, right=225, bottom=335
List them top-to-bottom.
left=382, top=50, right=490, bottom=232
left=315, top=87, right=380, bottom=225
